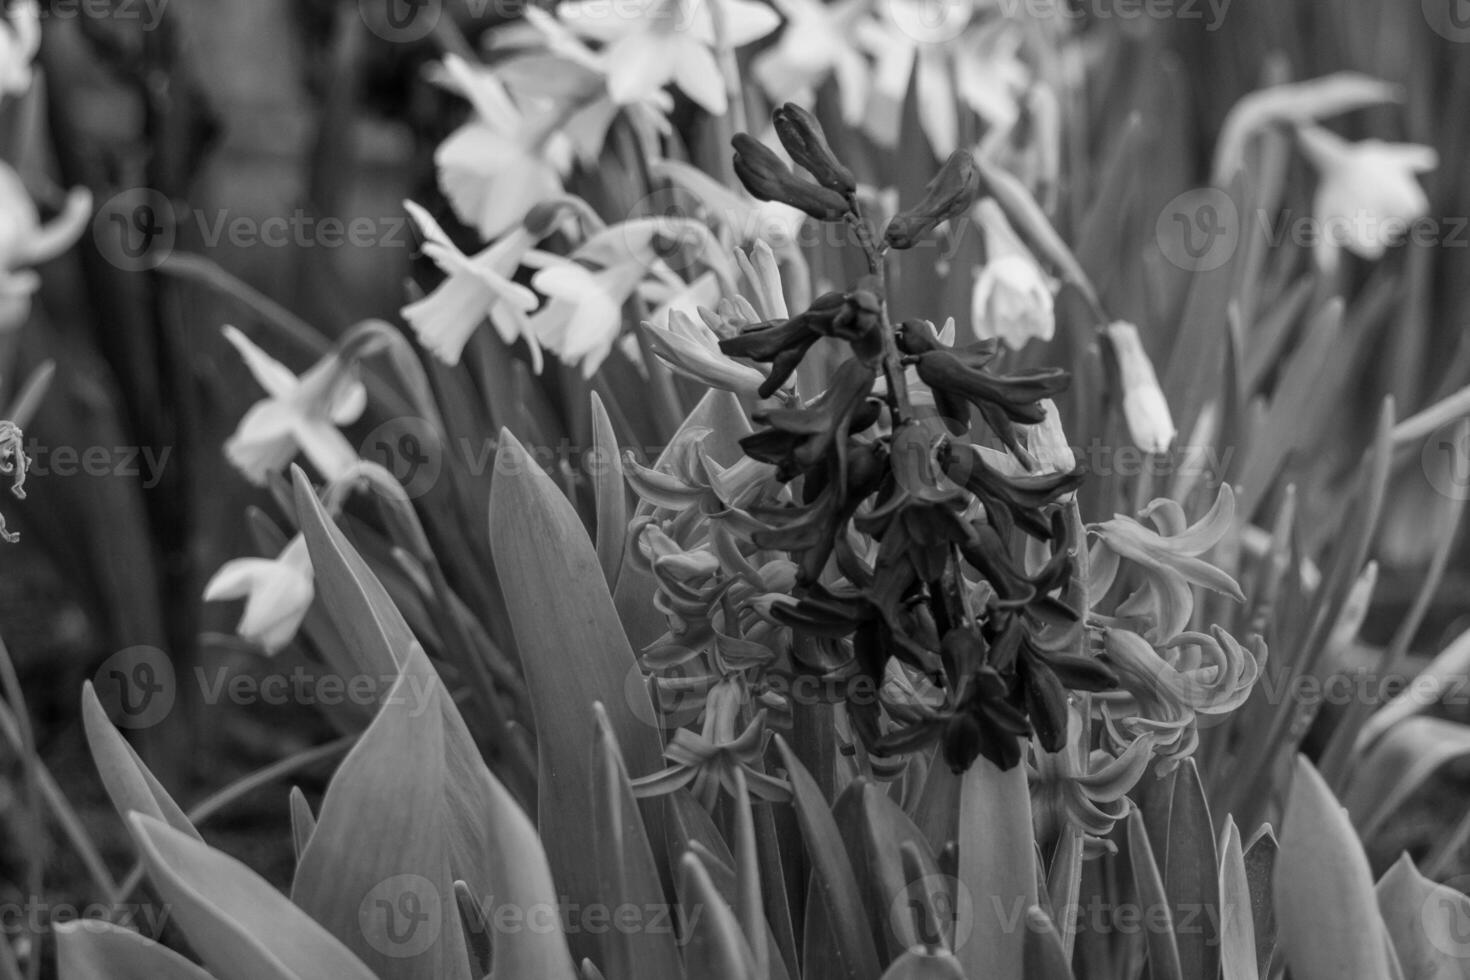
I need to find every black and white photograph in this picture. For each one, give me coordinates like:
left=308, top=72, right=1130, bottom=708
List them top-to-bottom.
left=1, top=0, right=1468, bottom=976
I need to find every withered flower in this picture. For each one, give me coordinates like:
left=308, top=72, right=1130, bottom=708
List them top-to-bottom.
left=732, top=133, right=850, bottom=221
left=884, top=150, right=983, bottom=249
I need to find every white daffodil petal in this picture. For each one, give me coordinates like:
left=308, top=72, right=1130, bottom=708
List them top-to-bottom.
left=222, top=326, right=299, bottom=400
left=291, top=418, right=361, bottom=484
left=203, top=558, right=276, bottom=602
left=236, top=563, right=314, bottom=655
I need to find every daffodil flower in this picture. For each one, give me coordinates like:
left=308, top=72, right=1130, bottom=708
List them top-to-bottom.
left=557, top=0, right=779, bottom=116
left=751, top=0, right=872, bottom=125
left=0, top=1, right=39, bottom=99
left=854, top=4, right=961, bottom=156
left=494, top=8, right=673, bottom=165
left=954, top=21, right=1029, bottom=142
left=430, top=54, right=573, bottom=240
left=1296, top=124, right=1437, bottom=272
left=0, top=162, right=93, bottom=331
left=971, top=199, right=1055, bottom=350
left=400, top=201, right=542, bottom=369
left=527, top=217, right=735, bottom=377
left=526, top=256, right=649, bottom=378
left=1102, top=321, right=1175, bottom=455
left=221, top=327, right=367, bottom=485
left=1089, top=484, right=1244, bottom=642
left=203, top=535, right=313, bottom=655
left=1029, top=704, right=1155, bottom=854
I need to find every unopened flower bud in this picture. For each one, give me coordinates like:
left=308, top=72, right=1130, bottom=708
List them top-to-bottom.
left=772, top=102, right=856, bottom=196
left=732, top=133, right=850, bottom=222
left=884, top=150, right=982, bottom=249
left=1103, top=321, right=1176, bottom=454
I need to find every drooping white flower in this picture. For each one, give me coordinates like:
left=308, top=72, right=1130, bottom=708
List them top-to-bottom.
left=557, top=0, right=779, bottom=115
left=751, top=0, right=872, bottom=125
left=0, top=1, right=39, bottom=100
left=854, top=3, right=961, bottom=157
left=493, top=8, right=673, bottom=165
left=954, top=21, right=1029, bottom=139
left=430, top=54, right=573, bottom=240
left=1296, top=125, right=1437, bottom=271
left=0, top=162, right=93, bottom=331
left=971, top=199, right=1054, bottom=350
left=400, top=201, right=542, bottom=369
left=527, top=257, right=648, bottom=378
left=1103, top=321, right=1175, bottom=455
left=221, top=327, right=367, bottom=485
left=203, top=535, right=314, bottom=655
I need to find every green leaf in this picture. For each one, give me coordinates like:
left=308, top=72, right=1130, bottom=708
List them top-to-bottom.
left=590, top=392, right=629, bottom=592
left=489, top=429, right=668, bottom=962
left=291, top=466, right=408, bottom=681
left=292, top=466, right=560, bottom=969
left=1357, top=628, right=1470, bottom=751
left=291, top=650, right=469, bottom=980
left=81, top=682, right=199, bottom=841
left=591, top=703, right=686, bottom=980
left=1345, top=717, right=1470, bottom=841
left=774, top=736, right=883, bottom=980
left=957, top=755, right=1037, bottom=980
left=1274, top=756, right=1394, bottom=980
left=1164, top=760, right=1220, bottom=980
left=836, top=778, right=946, bottom=960
left=289, top=786, right=315, bottom=862
left=1126, top=807, right=1182, bottom=980
left=128, top=814, right=379, bottom=980
left=1218, top=819, right=1259, bottom=980
left=1046, top=824, right=1085, bottom=962
left=1242, top=827, right=1278, bottom=979
left=679, top=853, right=758, bottom=980
left=1375, top=854, right=1470, bottom=980
left=1023, top=906, right=1078, bottom=980
left=56, top=920, right=216, bottom=980
left=877, top=945, right=967, bottom=980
